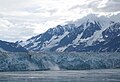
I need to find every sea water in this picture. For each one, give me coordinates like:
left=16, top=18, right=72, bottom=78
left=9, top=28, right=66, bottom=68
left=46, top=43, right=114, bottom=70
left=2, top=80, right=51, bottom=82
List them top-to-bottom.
left=0, top=69, right=120, bottom=82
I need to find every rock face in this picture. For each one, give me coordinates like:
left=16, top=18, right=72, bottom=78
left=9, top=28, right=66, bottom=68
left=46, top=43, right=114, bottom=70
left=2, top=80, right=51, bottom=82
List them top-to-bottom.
left=20, top=14, right=120, bottom=52
left=0, top=40, right=27, bottom=52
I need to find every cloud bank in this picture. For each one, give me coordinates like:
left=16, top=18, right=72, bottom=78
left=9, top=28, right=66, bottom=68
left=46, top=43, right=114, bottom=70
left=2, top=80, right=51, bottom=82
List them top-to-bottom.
left=0, top=0, right=120, bottom=42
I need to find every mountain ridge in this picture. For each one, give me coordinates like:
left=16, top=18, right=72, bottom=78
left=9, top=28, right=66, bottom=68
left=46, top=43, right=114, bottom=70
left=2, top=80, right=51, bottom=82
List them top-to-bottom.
left=19, top=14, right=120, bottom=52
left=0, top=40, right=27, bottom=52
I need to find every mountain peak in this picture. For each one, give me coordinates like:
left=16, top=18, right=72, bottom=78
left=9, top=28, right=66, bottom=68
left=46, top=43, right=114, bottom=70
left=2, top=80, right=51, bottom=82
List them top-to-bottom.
left=20, top=14, right=120, bottom=52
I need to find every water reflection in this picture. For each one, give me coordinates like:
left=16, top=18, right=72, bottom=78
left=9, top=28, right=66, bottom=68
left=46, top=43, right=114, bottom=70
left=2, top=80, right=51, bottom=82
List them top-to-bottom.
left=0, top=69, right=120, bottom=82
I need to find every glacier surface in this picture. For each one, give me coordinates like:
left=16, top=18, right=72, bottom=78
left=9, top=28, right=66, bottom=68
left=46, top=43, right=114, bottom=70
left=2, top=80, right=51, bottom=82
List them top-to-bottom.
left=0, top=51, right=120, bottom=71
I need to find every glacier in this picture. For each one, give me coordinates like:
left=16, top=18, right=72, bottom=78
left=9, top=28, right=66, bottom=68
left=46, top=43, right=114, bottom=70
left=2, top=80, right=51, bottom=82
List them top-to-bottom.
left=0, top=51, right=120, bottom=71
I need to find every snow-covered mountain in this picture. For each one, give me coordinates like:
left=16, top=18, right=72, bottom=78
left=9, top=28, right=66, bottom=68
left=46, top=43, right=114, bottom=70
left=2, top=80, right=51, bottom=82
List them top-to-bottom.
left=20, top=14, right=120, bottom=52
left=0, top=40, right=27, bottom=52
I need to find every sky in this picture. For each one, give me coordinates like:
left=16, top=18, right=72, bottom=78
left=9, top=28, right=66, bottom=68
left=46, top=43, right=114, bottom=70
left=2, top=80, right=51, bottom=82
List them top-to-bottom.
left=0, top=0, right=120, bottom=42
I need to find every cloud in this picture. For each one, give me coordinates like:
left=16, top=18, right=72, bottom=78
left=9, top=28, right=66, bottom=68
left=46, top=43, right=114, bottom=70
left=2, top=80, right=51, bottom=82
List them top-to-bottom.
left=0, top=0, right=120, bottom=42
left=69, top=0, right=120, bottom=13
left=96, top=0, right=120, bottom=12
left=0, top=18, right=36, bottom=42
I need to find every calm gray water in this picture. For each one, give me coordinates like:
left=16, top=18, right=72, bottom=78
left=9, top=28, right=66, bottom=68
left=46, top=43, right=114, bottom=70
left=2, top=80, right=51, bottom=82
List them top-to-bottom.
left=0, top=69, right=120, bottom=82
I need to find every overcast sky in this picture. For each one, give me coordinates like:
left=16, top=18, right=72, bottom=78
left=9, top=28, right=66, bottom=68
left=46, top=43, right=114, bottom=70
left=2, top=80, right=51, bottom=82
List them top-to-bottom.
left=0, top=0, right=120, bottom=42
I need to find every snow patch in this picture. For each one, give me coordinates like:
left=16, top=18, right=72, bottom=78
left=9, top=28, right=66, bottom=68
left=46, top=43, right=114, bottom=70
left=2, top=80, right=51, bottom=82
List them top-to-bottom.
left=41, top=32, right=69, bottom=50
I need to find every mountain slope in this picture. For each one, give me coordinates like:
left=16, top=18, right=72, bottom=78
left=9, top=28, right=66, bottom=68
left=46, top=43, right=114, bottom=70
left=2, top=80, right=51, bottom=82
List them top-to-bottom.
left=20, top=14, right=120, bottom=52
left=0, top=40, right=27, bottom=52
